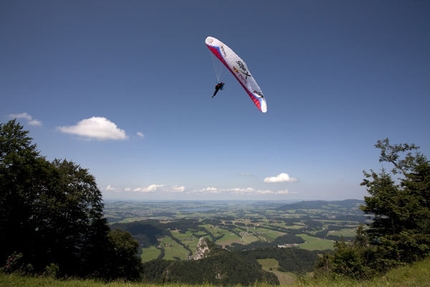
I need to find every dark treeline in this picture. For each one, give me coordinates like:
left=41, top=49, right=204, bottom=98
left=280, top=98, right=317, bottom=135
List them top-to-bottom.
left=0, top=120, right=142, bottom=281
left=111, top=221, right=167, bottom=247
left=141, top=239, right=279, bottom=285
left=139, top=241, right=319, bottom=285
left=244, top=247, right=320, bottom=273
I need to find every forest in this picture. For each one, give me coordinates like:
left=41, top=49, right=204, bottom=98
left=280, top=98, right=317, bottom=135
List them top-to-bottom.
left=1, top=119, right=430, bottom=285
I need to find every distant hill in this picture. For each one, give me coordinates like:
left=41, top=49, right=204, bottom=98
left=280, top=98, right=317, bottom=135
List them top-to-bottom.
left=277, top=199, right=364, bottom=211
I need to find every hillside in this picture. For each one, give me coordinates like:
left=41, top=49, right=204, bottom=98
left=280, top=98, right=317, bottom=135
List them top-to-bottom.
left=106, top=199, right=365, bottom=266
left=277, top=199, right=364, bottom=212
left=2, top=256, right=430, bottom=287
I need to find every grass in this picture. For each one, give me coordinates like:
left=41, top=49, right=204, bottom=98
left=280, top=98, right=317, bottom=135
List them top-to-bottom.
left=252, top=227, right=285, bottom=242
left=327, top=228, right=357, bottom=238
left=170, top=230, right=199, bottom=249
left=297, top=234, right=334, bottom=251
left=159, top=236, right=190, bottom=260
left=140, top=246, right=160, bottom=262
left=2, top=256, right=430, bottom=286
left=257, top=258, right=296, bottom=285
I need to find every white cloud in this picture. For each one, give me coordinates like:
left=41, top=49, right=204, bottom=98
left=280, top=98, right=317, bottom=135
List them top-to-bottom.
left=9, top=112, right=42, bottom=126
left=10, top=112, right=32, bottom=121
left=57, top=117, right=128, bottom=140
left=29, top=119, right=42, bottom=126
left=136, top=132, right=144, bottom=138
left=264, top=173, right=297, bottom=183
left=133, top=184, right=164, bottom=193
left=146, top=184, right=163, bottom=192
left=105, top=185, right=115, bottom=191
left=172, top=186, right=185, bottom=192
left=201, top=187, right=219, bottom=193
left=230, top=187, right=255, bottom=194
left=230, top=188, right=276, bottom=195
left=257, top=189, right=274, bottom=194
left=276, top=189, right=291, bottom=194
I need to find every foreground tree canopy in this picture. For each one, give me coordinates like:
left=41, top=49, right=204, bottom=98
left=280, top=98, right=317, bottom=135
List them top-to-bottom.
left=0, top=120, right=142, bottom=280
left=317, top=138, right=430, bottom=279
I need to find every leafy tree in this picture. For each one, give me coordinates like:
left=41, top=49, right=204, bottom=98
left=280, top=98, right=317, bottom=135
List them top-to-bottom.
left=0, top=119, right=54, bottom=271
left=0, top=120, right=142, bottom=281
left=316, top=139, right=430, bottom=279
left=361, top=139, right=430, bottom=267
left=44, top=159, right=111, bottom=276
left=332, top=226, right=378, bottom=280
left=103, top=229, right=143, bottom=281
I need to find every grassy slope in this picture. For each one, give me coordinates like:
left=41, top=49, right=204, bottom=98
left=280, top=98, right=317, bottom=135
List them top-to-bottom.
left=1, top=256, right=430, bottom=287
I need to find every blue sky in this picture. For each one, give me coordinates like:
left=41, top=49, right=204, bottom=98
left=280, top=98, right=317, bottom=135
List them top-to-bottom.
left=2, top=0, right=429, bottom=201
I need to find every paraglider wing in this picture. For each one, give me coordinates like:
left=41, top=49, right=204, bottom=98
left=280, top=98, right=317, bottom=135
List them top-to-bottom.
left=205, top=36, right=267, bottom=113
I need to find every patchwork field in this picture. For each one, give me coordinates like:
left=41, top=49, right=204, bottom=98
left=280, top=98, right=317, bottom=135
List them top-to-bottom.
left=106, top=199, right=365, bottom=261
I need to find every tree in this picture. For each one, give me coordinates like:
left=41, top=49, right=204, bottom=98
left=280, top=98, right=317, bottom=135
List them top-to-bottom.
left=0, top=119, right=53, bottom=271
left=0, top=120, right=142, bottom=280
left=315, top=139, right=430, bottom=279
left=361, top=139, right=430, bottom=267
left=46, top=159, right=112, bottom=277
left=327, top=227, right=378, bottom=280
left=103, top=229, right=143, bottom=281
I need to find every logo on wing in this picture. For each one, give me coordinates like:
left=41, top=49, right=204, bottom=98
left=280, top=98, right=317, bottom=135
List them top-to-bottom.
left=220, top=45, right=227, bottom=57
left=236, top=61, right=251, bottom=79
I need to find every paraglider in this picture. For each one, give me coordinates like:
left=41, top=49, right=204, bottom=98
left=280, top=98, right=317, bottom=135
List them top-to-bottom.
left=205, top=36, right=267, bottom=113
left=212, top=82, right=225, bottom=98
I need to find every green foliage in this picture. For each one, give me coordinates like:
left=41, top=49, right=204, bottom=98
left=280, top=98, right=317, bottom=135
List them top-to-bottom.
left=0, top=120, right=142, bottom=281
left=0, top=122, right=46, bottom=268
left=316, top=138, right=430, bottom=279
left=361, top=139, right=430, bottom=266
left=111, top=221, right=167, bottom=247
left=103, top=229, right=143, bottom=281
left=330, top=232, right=377, bottom=280
left=141, top=244, right=279, bottom=286
left=243, top=247, right=319, bottom=274
left=0, top=252, right=31, bottom=275
left=44, top=263, right=60, bottom=278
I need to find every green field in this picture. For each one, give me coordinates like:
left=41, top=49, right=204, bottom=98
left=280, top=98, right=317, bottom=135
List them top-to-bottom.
left=106, top=200, right=366, bottom=260
left=328, top=228, right=357, bottom=238
left=170, top=230, right=199, bottom=249
left=297, top=234, right=334, bottom=250
left=158, top=236, right=190, bottom=260
left=141, top=246, right=161, bottom=262
left=257, top=258, right=296, bottom=285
